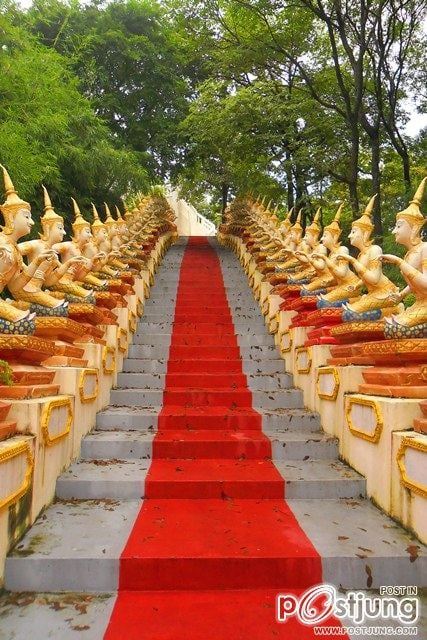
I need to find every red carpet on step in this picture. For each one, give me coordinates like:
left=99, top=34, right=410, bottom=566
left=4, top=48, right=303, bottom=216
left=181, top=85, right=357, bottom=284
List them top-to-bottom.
left=105, top=237, right=347, bottom=639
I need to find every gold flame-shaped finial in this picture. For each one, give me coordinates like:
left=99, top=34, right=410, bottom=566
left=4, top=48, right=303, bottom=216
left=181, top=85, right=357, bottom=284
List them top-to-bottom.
left=0, top=164, right=31, bottom=234
left=396, top=177, right=426, bottom=229
left=39, top=185, right=63, bottom=240
left=352, top=195, right=376, bottom=233
left=71, top=197, right=90, bottom=236
left=104, top=202, right=116, bottom=226
left=324, top=202, right=344, bottom=237
left=91, top=203, right=105, bottom=231
left=307, top=207, right=322, bottom=233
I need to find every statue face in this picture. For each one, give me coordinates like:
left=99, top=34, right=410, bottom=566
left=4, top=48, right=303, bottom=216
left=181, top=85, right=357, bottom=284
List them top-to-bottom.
left=14, top=207, right=34, bottom=239
left=392, top=218, right=412, bottom=246
left=49, top=221, right=65, bottom=244
left=349, top=225, right=364, bottom=248
left=78, top=226, right=92, bottom=245
left=95, top=228, right=108, bottom=242
left=321, top=229, right=334, bottom=249
left=306, top=230, right=318, bottom=248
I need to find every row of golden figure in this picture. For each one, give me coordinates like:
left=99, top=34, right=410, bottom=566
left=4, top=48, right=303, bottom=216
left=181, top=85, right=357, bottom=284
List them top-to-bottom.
left=0, top=165, right=177, bottom=335
left=220, top=177, right=427, bottom=338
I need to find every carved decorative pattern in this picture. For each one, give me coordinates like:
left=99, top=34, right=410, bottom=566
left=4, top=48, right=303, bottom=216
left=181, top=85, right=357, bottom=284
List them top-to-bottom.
left=102, top=346, right=116, bottom=374
left=296, top=346, right=312, bottom=374
left=316, top=366, right=340, bottom=401
left=79, top=369, right=99, bottom=403
left=345, top=396, right=383, bottom=443
left=41, top=397, right=73, bottom=446
left=397, top=437, right=427, bottom=498
left=0, top=440, right=33, bottom=511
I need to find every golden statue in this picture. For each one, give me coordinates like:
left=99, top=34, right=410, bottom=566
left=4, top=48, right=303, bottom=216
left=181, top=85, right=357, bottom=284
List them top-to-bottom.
left=0, top=165, right=68, bottom=318
left=382, top=177, right=427, bottom=337
left=19, top=186, right=94, bottom=303
left=338, top=195, right=401, bottom=321
left=53, top=198, right=107, bottom=291
left=289, top=208, right=323, bottom=282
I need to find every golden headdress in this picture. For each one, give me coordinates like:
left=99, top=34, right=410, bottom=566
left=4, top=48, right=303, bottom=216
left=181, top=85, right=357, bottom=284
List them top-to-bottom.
left=0, top=165, right=31, bottom=234
left=396, top=177, right=426, bottom=230
left=40, top=185, right=63, bottom=240
left=352, top=194, right=376, bottom=234
left=71, top=197, right=90, bottom=238
left=91, top=203, right=105, bottom=232
left=104, top=203, right=116, bottom=228
left=324, top=203, right=344, bottom=237
left=115, top=205, right=127, bottom=229
left=279, top=207, right=293, bottom=231
left=306, top=207, right=322, bottom=234
left=292, top=210, right=303, bottom=232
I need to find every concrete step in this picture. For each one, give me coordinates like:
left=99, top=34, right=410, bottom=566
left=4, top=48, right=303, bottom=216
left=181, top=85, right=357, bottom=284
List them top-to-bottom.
left=132, top=333, right=274, bottom=347
left=115, top=371, right=292, bottom=391
left=110, top=388, right=303, bottom=409
left=96, top=406, right=320, bottom=432
left=81, top=429, right=337, bottom=461
left=81, top=430, right=154, bottom=460
left=56, top=459, right=149, bottom=499
left=275, top=459, right=366, bottom=499
left=6, top=496, right=425, bottom=592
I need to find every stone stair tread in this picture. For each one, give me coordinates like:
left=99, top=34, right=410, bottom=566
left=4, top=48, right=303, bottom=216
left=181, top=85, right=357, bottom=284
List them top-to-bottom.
left=57, top=459, right=150, bottom=481
left=274, top=459, right=364, bottom=483
left=6, top=498, right=425, bottom=591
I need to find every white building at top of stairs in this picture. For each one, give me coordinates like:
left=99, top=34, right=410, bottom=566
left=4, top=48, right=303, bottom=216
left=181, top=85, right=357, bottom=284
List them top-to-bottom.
left=167, top=190, right=216, bottom=236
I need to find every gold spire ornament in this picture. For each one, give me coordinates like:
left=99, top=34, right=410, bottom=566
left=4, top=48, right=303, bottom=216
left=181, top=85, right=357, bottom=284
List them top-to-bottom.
left=0, top=164, right=31, bottom=234
left=396, top=177, right=427, bottom=230
left=40, top=185, right=63, bottom=240
left=352, top=194, right=376, bottom=234
left=71, top=197, right=90, bottom=237
left=324, top=202, right=344, bottom=236
left=91, top=203, right=105, bottom=231
left=104, top=203, right=115, bottom=227
left=306, top=207, right=322, bottom=233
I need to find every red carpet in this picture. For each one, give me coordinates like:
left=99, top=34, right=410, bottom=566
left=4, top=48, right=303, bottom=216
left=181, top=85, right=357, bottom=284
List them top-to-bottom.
left=105, top=237, right=347, bottom=639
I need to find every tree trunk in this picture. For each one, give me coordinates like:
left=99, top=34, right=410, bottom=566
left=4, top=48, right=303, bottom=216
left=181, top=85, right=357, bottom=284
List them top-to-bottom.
left=348, top=127, right=360, bottom=219
left=369, top=131, right=383, bottom=240
left=221, top=183, right=229, bottom=222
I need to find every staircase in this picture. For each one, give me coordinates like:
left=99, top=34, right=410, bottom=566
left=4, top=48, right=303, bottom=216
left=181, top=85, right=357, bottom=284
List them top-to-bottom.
left=2, top=237, right=425, bottom=639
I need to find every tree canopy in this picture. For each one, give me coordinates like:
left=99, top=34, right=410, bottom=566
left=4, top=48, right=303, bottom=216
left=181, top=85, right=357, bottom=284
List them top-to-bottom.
left=0, top=0, right=426, bottom=233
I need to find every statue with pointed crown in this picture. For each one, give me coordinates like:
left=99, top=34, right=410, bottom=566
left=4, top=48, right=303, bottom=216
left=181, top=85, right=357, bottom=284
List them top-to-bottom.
left=0, top=165, right=68, bottom=318
left=381, top=177, right=427, bottom=337
left=18, top=185, right=95, bottom=303
left=335, top=194, right=401, bottom=321
left=53, top=198, right=107, bottom=291
left=300, top=203, right=350, bottom=295
left=288, top=208, right=325, bottom=282
left=274, top=210, right=307, bottom=271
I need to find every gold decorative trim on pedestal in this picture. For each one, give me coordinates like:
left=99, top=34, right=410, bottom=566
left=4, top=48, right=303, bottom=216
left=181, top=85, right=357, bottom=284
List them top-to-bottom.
left=136, top=299, right=144, bottom=316
left=128, top=311, right=137, bottom=333
left=118, top=328, right=128, bottom=353
left=280, top=329, right=292, bottom=354
left=102, top=346, right=116, bottom=374
left=296, top=346, right=312, bottom=374
left=316, top=366, right=340, bottom=401
left=79, top=368, right=99, bottom=403
left=345, top=396, right=383, bottom=443
left=41, top=397, right=72, bottom=446
left=397, top=437, right=427, bottom=498
left=0, top=440, right=33, bottom=511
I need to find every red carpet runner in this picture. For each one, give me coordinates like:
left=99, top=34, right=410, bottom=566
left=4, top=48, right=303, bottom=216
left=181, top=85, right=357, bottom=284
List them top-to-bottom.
left=105, top=237, right=347, bottom=639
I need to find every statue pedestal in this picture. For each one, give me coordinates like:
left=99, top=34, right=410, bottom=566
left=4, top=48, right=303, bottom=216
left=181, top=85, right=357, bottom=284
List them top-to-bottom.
left=265, top=294, right=283, bottom=334
left=278, top=325, right=311, bottom=375
left=0, top=335, right=55, bottom=365
left=293, top=344, right=331, bottom=411
left=315, top=365, right=366, bottom=438
left=44, top=366, right=98, bottom=458
left=343, top=393, right=422, bottom=514
left=8, top=394, right=74, bottom=521
left=392, top=432, right=427, bottom=544
left=0, top=435, right=34, bottom=583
